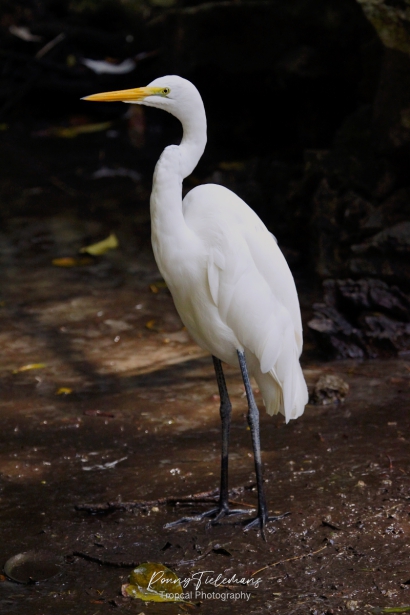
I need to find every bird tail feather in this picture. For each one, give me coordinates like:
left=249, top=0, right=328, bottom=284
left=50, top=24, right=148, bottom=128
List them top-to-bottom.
left=253, top=342, right=308, bottom=423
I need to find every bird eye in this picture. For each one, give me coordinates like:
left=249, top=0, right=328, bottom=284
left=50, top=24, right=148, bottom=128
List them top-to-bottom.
left=162, top=87, right=170, bottom=96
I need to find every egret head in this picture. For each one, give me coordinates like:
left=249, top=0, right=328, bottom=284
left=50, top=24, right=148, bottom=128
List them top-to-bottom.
left=82, top=75, right=203, bottom=125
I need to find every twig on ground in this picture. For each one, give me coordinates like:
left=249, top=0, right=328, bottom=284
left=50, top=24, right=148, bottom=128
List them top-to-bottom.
left=251, top=544, right=327, bottom=576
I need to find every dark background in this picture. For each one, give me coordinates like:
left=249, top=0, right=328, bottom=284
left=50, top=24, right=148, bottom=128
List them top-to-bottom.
left=1, top=0, right=409, bottom=358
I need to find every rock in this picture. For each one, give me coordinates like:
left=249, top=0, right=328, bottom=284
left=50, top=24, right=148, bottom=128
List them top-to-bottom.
left=356, top=0, right=410, bottom=55
left=307, top=173, right=410, bottom=285
left=309, top=178, right=395, bottom=279
left=380, top=187, right=410, bottom=226
left=343, top=191, right=377, bottom=233
left=351, top=221, right=410, bottom=255
left=349, top=222, right=410, bottom=286
left=319, top=277, right=405, bottom=314
left=308, top=278, right=410, bottom=358
left=308, top=304, right=366, bottom=359
left=311, top=374, right=350, bottom=405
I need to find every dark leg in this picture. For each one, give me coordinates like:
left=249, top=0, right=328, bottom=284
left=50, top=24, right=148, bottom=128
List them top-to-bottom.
left=237, top=350, right=288, bottom=539
left=212, top=355, right=231, bottom=518
left=164, top=356, right=253, bottom=529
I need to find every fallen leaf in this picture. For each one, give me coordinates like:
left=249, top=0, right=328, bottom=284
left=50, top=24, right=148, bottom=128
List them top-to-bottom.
left=9, top=25, right=42, bottom=42
left=81, top=57, right=136, bottom=74
left=43, top=122, right=112, bottom=138
left=218, top=161, right=245, bottom=171
left=92, top=166, right=141, bottom=182
left=80, top=233, right=118, bottom=256
left=52, top=256, right=93, bottom=267
left=149, top=281, right=168, bottom=293
left=104, top=319, right=132, bottom=332
left=145, top=319, right=157, bottom=330
left=161, top=330, right=190, bottom=344
left=13, top=363, right=46, bottom=374
left=56, top=387, right=73, bottom=395
left=82, top=456, right=127, bottom=471
left=122, top=562, right=184, bottom=603
left=370, top=607, right=410, bottom=614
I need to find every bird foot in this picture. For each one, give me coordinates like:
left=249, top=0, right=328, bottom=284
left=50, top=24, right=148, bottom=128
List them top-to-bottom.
left=164, top=505, right=254, bottom=529
left=243, top=511, right=290, bottom=540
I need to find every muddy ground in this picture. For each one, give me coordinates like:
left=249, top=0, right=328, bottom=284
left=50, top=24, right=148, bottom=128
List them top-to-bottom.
left=0, top=127, right=410, bottom=615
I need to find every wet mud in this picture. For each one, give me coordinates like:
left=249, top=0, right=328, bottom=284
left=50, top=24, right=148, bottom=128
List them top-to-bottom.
left=0, top=136, right=410, bottom=615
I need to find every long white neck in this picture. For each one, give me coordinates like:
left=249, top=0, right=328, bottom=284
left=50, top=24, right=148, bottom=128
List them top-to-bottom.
left=149, top=96, right=207, bottom=276
left=177, top=102, right=207, bottom=179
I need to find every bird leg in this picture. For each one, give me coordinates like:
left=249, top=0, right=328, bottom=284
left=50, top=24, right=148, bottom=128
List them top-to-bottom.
left=237, top=350, right=288, bottom=539
left=212, top=354, right=231, bottom=516
left=164, top=356, right=253, bottom=529
left=205, top=356, right=253, bottom=523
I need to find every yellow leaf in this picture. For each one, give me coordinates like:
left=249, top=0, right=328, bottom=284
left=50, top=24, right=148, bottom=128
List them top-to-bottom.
left=49, top=121, right=112, bottom=138
left=218, top=161, right=245, bottom=172
left=80, top=233, right=119, bottom=256
left=52, top=256, right=93, bottom=267
left=149, top=281, right=167, bottom=294
left=13, top=363, right=46, bottom=374
left=56, top=387, right=73, bottom=395
left=122, top=562, right=185, bottom=603
left=370, top=607, right=410, bottom=614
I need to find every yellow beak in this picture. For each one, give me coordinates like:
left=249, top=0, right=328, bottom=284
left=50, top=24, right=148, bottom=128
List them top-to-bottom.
left=82, top=86, right=160, bottom=103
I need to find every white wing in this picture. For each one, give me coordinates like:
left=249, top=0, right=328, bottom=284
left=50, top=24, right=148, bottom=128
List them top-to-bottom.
left=183, top=183, right=308, bottom=422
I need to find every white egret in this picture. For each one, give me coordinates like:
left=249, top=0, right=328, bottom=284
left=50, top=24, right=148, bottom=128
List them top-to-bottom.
left=83, top=75, right=308, bottom=536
